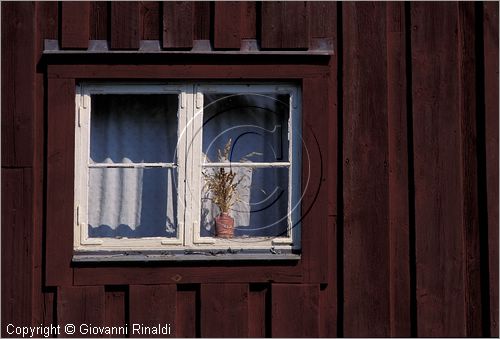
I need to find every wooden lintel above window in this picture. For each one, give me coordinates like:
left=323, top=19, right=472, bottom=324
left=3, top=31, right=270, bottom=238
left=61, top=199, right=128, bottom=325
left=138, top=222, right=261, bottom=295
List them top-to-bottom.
left=43, top=39, right=334, bottom=56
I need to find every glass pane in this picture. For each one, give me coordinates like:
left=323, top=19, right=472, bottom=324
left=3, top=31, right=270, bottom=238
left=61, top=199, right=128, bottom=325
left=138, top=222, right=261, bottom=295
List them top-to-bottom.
left=202, top=93, right=290, bottom=163
left=90, top=94, right=178, bottom=164
left=200, top=167, right=289, bottom=238
left=88, top=168, right=177, bottom=238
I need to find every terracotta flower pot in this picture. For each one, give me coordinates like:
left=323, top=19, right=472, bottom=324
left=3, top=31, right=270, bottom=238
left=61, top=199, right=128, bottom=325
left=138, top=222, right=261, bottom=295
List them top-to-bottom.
left=215, top=213, right=234, bottom=238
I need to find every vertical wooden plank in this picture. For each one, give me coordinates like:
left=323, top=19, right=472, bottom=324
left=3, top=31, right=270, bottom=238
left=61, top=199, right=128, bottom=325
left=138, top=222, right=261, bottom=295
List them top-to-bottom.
left=33, top=1, right=58, bottom=326
left=140, top=1, right=159, bottom=41
left=1, top=2, right=35, bottom=167
left=38, top=2, right=58, bottom=40
left=61, top=2, right=90, bottom=49
left=90, top=2, right=108, bottom=40
left=110, top=2, right=140, bottom=49
left=162, top=2, right=193, bottom=49
left=193, top=2, right=211, bottom=40
left=214, top=2, right=241, bottom=49
left=240, top=2, right=256, bottom=39
left=261, top=2, right=309, bottom=49
left=309, top=2, right=336, bottom=50
left=310, top=2, right=336, bottom=39
left=342, top=2, right=390, bottom=337
left=386, top=2, right=411, bottom=336
left=484, top=2, right=499, bottom=336
left=411, top=3, right=467, bottom=336
left=458, top=3, right=483, bottom=337
left=2, top=4, right=38, bottom=333
left=319, top=4, right=338, bottom=335
left=302, top=77, right=329, bottom=284
left=46, top=78, right=75, bottom=287
left=1, top=169, right=33, bottom=338
left=200, top=284, right=248, bottom=337
left=248, top=284, right=269, bottom=337
left=271, top=284, right=320, bottom=337
left=129, top=285, right=177, bottom=338
left=176, top=285, right=198, bottom=338
left=58, top=287, right=105, bottom=337
left=104, top=287, right=127, bottom=338
left=43, top=289, right=57, bottom=332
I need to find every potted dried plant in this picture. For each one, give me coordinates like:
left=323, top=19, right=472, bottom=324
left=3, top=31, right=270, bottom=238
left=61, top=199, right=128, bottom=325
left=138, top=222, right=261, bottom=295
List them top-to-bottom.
left=202, top=139, right=259, bottom=238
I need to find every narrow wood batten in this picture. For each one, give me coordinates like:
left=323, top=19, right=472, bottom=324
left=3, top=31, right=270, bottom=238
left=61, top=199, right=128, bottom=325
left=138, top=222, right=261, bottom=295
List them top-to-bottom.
left=43, top=39, right=334, bottom=55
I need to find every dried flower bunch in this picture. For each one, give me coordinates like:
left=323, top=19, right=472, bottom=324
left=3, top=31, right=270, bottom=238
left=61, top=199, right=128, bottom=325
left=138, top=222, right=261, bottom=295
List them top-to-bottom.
left=202, top=139, right=260, bottom=215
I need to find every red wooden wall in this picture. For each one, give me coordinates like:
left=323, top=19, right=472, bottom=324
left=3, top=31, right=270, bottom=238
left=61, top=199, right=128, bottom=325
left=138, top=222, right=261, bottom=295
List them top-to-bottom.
left=1, top=2, right=498, bottom=337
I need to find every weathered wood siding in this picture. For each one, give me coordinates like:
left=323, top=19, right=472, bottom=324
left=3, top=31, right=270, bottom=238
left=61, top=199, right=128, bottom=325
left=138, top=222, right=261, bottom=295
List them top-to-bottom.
left=1, top=2, right=498, bottom=337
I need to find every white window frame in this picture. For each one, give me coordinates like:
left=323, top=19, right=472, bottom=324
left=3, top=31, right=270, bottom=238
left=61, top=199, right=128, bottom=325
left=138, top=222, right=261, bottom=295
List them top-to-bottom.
left=74, top=82, right=301, bottom=255
left=189, top=84, right=301, bottom=251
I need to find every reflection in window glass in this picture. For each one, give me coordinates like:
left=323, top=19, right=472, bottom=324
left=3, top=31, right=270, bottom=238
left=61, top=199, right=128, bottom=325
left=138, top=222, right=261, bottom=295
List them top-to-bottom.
left=200, top=93, right=291, bottom=239
left=202, top=94, right=290, bottom=163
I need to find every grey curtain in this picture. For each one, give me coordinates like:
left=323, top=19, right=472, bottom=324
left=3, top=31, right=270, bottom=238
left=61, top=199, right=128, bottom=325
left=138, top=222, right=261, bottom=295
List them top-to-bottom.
left=88, top=94, right=178, bottom=238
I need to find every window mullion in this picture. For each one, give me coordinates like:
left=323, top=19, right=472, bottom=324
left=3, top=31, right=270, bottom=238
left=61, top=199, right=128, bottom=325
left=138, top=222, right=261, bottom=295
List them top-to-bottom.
left=182, top=86, right=194, bottom=246
left=191, top=86, right=215, bottom=245
left=176, top=87, right=189, bottom=246
left=201, top=162, right=291, bottom=168
left=88, top=163, right=177, bottom=168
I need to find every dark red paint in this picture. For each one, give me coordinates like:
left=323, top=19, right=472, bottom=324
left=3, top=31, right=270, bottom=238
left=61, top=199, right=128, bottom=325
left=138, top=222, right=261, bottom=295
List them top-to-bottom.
left=1, top=2, right=498, bottom=337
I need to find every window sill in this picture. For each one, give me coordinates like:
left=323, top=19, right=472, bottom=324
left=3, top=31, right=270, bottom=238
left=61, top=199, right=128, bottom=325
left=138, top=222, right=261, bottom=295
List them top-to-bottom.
left=72, top=249, right=301, bottom=263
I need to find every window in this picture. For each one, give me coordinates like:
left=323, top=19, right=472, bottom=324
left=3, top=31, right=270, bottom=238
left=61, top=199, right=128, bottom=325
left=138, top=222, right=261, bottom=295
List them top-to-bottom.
left=74, top=83, right=301, bottom=258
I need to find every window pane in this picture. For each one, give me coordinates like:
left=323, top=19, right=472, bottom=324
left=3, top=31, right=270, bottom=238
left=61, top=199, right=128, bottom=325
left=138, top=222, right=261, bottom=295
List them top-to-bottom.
left=202, top=93, right=290, bottom=163
left=90, top=94, right=178, bottom=164
left=200, top=167, right=289, bottom=238
left=88, top=168, right=177, bottom=238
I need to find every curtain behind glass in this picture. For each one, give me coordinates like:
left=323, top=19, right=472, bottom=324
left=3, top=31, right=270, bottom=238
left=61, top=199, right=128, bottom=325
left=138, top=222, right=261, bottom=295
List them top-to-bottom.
left=88, top=94, right=178, bottom=238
